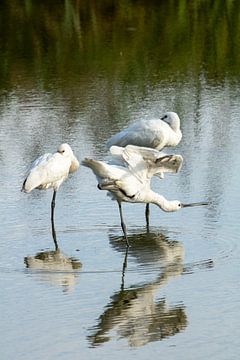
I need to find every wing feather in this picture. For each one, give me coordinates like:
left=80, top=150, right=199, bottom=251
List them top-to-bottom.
left=107, top=119, right=168, bottom=150
left=110, top=145, right=183, bottom=180
left=23, top=153, right=70, bottom=192
left=28, top=153, right=52, bottom=172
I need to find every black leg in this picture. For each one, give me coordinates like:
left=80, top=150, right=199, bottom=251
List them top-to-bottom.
left=51, top=189, right=56, bottom=224
left=51, top=190, right=58, bottom=251
left=117, top=201, right=129, bottom=247
left=145, top=203, right=150, bottom=232
left=121, top=246, right=129, bottom=291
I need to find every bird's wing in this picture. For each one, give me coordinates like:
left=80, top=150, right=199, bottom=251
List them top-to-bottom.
left=107, top=119, right=168, bottom=150
left=108, top=145, right=131, bottom=167
left=110, top=145, right=150, bottom=184
left=110, top=145, right=183, bottom=181
left=117, top=145, right=183, bottom=178
left=119, top=145, right=160, bottom=162
left=23, top=152, right=71, bottom=192
left=27, top=153, right=53, bottom=172
left=38, top=153, right=72, bottom=182
left=148, top=153, right=183, bottom=178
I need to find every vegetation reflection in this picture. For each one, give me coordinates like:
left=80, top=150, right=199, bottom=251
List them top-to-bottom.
left=0, top=0, right=240, bottom=91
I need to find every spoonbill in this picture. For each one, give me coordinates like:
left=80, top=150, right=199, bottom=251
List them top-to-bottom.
left=107, top=111, right=182, bottom=223
left=107, top=112, right=182, bottom=150
left=22, top=143, right=79, bottom=245
left=108, top=144, right=183, bottom=228
left=82, top=145, right=207, bottom=246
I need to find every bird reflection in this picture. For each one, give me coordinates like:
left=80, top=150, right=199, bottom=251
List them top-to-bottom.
left=110, top=228, right=184, bottom=272
left=88, top=229, right=187, bottom=347
left=24, top=235, right=82, bottom=293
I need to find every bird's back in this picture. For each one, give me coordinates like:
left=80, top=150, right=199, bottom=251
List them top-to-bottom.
left=107, top=118, right=180, bottom=150
left=22, top=152, right=71, bottom=192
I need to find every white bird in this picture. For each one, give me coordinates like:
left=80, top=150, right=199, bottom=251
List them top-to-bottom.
left=107, top=111, right=182, bottom=224
left=107, top=112, right=182, bottom=150
left=22, top=143, right=79, bottom=246
left=109, top=143, right=183, bottom=228
left=108, top=144, right=183, bottom=177
left=82, top=145, right=207, bottom=246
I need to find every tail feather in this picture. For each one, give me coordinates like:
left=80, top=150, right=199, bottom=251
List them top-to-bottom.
left=81, top=158, right=110, bottom=178
left=21, top=170, right=43, bottom=193
left=21, top=178, right=27, bottom=192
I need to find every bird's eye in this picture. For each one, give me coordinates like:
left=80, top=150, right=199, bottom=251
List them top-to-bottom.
left=161, top=115, right=168, bottom=120
left=178, top=203, right=181, bottom=207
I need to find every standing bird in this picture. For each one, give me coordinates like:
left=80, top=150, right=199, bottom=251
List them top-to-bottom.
left=107, top=111, right=182, bottom=224
left=106, top=112, right=182, bottom=150
left=22, top=143, right=79, bottom=247
left=82, top=145, right=207, bottom=246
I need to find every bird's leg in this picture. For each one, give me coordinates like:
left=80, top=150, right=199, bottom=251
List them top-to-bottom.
left=51, top=190, right=58, bottom=250
left=51, top=190, right=56, bottom=224
left=117, top=201, right=129, bottom=247
left=145, top=203, right=150, bottom=232
left=121, top=246, right=129, bottom=291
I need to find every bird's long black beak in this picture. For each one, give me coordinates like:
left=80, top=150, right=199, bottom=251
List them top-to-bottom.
left=181, top=201, right=209, bottom=208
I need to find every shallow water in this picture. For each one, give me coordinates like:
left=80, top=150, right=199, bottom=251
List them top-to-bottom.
left=1, top=1, right=240, bottom=359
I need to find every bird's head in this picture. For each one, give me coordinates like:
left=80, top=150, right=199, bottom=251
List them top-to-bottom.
left=161, top=112, right=181, bottom=131
left=57, top=143, right=73, bottom=156
left=58, top=143, right=79, bottom=173
left=159, top=199, right=209, bottom=212
left=171, top=200, right=209, bottom=211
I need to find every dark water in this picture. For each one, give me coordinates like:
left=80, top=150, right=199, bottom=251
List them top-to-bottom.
left=1, top=1, right=240, bottom=359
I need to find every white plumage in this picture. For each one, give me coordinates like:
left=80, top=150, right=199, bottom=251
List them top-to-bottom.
left=107, top=111, right=182, bottom=225
left=107, top=112, right=182, bottom=150
left=22, top=143, right=79, bottom=245
left=22, top=143, right=79, bottom=193
left=109, top=144, right=183, bottom=179
left=82, top=145, right=206, bottom=246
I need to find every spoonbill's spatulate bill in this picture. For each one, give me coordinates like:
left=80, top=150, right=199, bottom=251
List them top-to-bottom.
left=107, top=112, right=182, bottom=150
left=22, top=143, right=79, bottom=247
left=82, top=145, right=207, bottom=246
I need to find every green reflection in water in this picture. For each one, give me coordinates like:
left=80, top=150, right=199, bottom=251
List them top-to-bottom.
left=0, top=0, right=240, bottom=91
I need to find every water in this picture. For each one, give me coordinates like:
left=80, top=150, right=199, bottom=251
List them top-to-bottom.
left=1, top=1, right=240, bottom=359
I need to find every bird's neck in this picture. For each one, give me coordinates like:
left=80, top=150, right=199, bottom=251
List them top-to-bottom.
left=170, top=120, right=181, bottom=133
left=169, top=125, right=182, bottom=146
left=147, top=191, right=177, bottom=212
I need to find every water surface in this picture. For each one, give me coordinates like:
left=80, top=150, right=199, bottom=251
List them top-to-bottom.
left=0, top=1, right=240, bottom=359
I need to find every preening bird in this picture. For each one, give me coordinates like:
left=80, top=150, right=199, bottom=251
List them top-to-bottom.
left=107, top=111, right=182, bottom=224
left=107, top=112, right=182, bottom=150
left=22, top=143, right=79, bottom=247
left=108, top=143, right=183, bottom=227
left=108, top=144, right=183, bottom=177
left=82, top=145, right=207, bottom=246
